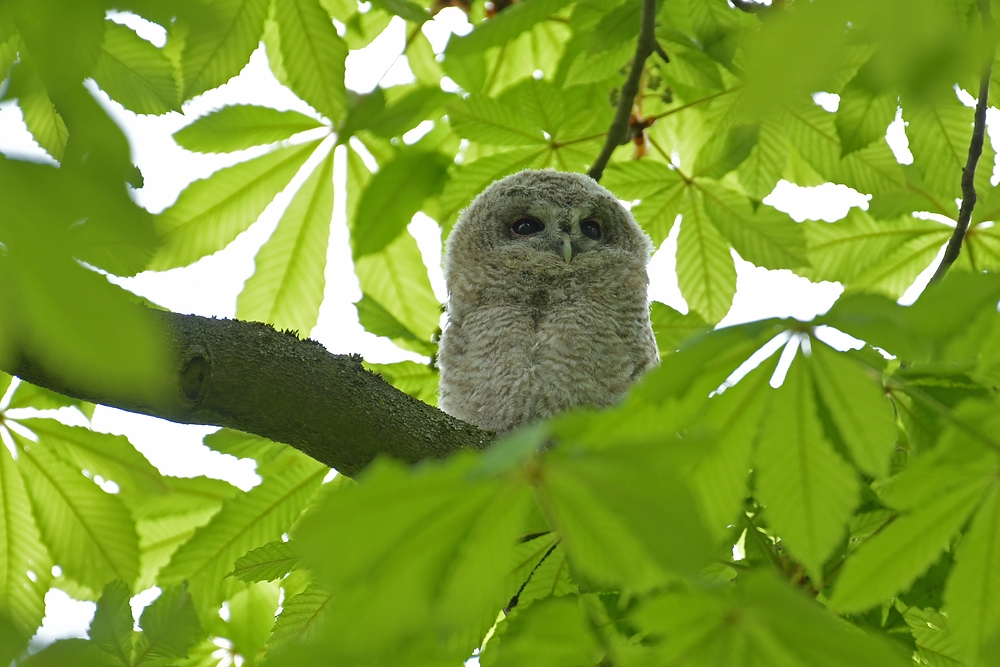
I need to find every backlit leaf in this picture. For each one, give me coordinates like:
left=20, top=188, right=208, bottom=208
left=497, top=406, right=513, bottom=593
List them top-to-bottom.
left=182, top=0, right=269, bottom=99
left=274, top=0, right=348, bottom=121
left=93, top=22, right=179, bottom=115
left=447, top=94, right=547, bottom=146
left=174, top=105, right=324, bottom=154
left=675, top=190, right=736, bottom=323
left=227, top=540, right=301, bottom=583
left=134, top=583, right=202, bottom=665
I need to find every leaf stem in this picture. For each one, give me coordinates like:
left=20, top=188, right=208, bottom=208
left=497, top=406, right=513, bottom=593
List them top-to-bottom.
left=587, top=0, right=658, bottom=182
left=929, top=1, right=994, bottom=283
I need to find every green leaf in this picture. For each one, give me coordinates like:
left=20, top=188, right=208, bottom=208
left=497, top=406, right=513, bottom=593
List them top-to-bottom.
left=181, top=0, right=269, bottom=99
left=274, top=0, right=348, bottom=121
left=370, top=0, right=427, bottom=23
left=446, top=0, right=574, bottom=55
left=93, top=22, right=179, bottom=115
left=5, top=62, right=67, bottom=161
left=836, top=70, right=897, bottom=156
left=361, top=87, right=452, bottom=139
left=905, top=93, right=973, bottom=199
left=447, top=94, right=548, bottom=146
left=174, top=105, right=324, bottom=154
left=736, top=117, right=789, bottom=199
left=693, top=124, right=758, bottom=178
left=149, top=140, right=319, bottom=270
left=439, top=147, right=547, bottom=230
left=351, top=149, right=451, bottom=257
left=237, top=151, right=334, bottom=335
left=603, top=160, right=690, bottom=246
left=698, top=179, right=809, bottom=269
left=675, top=190, right=736, bottom=324
left=800, top=208, right=951, bottom=297
left=354, top=231, right=441, bottom=350
left=355, top=294, right=431, bottom=355
left=649, top=302, right=710, bottom=355
left=809, top=342, right=897, bottom=477
left=686, top=351, right=780, bottom=541
left=754, top=352, right=859, bottom=581
left=364, top=360, right=439, bottom=405
left=7, top=381, right=86, bottom=412
left=21, top=418, right=169, bottom=499
left=203, top=429, right=286, bottom=466
left=14, top=433, right=140, bottom=591
left=0, top=440, right=50, bottom=651
left=537, top=440, right=714, bottom=591
left=292, top=453, right=533, bottom=661
left=158, top=456, right=325, bottom=612
left=830, top=463, right=993, bottom=613
left=945, top=485, right=1000, bottom=667
left=135, top=507, right=221, bottom=592
left=227, top=540, right=301, bottom=582
left=633, top=572, right=910, bottom=667
left=89, top=580, right=134, bottom=667
left=224, top=580, right=280, bottom=664
left=268, top=582, right=333, bottom=647
left=133, top=584, right=202, bottom=666
left=482, top=596, right=601, bottom=667
left=904, top=607, right=965, bottom=667
left=18, top=639, right=120, bottom=667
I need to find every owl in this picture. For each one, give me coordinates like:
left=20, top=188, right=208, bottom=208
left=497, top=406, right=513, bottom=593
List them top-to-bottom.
left=437, top=169, right=659, bottom=433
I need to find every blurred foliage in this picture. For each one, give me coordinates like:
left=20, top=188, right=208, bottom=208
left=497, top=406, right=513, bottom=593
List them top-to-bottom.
left=3, top=0, right=1000, bottom=665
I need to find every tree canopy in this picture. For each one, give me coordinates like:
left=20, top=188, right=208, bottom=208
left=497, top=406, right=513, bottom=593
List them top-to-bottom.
left=2, top=0, right=1000, bottom=665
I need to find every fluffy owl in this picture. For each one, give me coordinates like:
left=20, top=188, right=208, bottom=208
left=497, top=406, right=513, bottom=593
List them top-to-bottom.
left=437, top=169, right=659, bottom=433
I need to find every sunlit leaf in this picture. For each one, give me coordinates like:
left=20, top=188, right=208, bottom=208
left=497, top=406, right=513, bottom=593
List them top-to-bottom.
left=182, top=0, right=269, bottom=99
left=274, top=0, right=348, bottom=121
left=446, top=0, right=574, bottom=55
left=93, top=22, right=179, bottom=115
left=5, top=61, right=67, bottom=161
left=836, top=68, right=897, bottom=156
left=905, top=93, right=973, bottom=199
left=447, top=94, right=548, bottom=146
left=174, top=105, right=324, bottom=154
left=150, top=140, right=319, bottom=270
left=238, top=151, right=334, bottom=335
left=675, top=190, right=736, bottom=323
left=648, top=302, right=710, bottom=355
left=754, top=352, right=859, bottom=581
left=364, top=360, right=439, bottom=405
left=14, top=433, right=140, bottom=591
left=227, top=540, right=301, bottom=583
left=89, top=580, right=133, bottom=667
left=224, top=580, right=280, bottom=664
left=268, top=582, right=333, bottom=648
left=134, top=583, right=202, bottom=665
left=481, top=596, right=601, bottom=667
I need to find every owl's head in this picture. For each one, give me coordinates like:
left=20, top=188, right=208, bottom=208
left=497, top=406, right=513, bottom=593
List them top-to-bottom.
left=445, top=170, right=653, bottom=300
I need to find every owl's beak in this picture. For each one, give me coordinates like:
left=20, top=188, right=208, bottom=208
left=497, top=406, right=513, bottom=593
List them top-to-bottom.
left=561, top=231, right=573, bottom=263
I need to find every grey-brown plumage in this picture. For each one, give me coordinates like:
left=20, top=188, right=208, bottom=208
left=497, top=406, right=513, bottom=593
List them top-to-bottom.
left=437, top=169, right=658, bottom=433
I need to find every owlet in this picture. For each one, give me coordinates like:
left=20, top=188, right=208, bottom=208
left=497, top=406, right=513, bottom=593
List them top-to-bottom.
left=437, top=169, right=658, bottom=432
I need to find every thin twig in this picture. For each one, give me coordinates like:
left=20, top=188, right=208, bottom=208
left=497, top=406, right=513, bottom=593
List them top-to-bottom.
left=587, top=0, right=658, bottom=182
left=929, top=0, right=995, bottom=283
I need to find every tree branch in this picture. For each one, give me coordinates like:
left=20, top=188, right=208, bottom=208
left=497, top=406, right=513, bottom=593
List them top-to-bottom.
left=587, top=0, right=658, bottom=182
left=930, top=1, right=995, bottom=283
left=3, top=310, right=494, bottom=477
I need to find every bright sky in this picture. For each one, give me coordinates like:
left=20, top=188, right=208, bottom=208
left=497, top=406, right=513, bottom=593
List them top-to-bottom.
left=0, top=5, right=990, bottom=655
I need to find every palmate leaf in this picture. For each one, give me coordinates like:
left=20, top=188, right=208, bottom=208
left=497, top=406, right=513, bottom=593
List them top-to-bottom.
left=181, top=0, right=269, bottom=99
left=273, top=0, right=348, bottom=122
left=370, top=0, right=428, bottom=23
left=445, top=0, right=575, bottom=56
left=92, top=21, right=179, bottom=115
left=5, top=62, right=68, bottom=161
left=836, top=69, right=897, bottom=156
left=905, top=93, right=973, bottom=199
left=447, top=94, right=548, bottom=146
left=174, top=105, right=324, bottom=154
left=737, top=116, right=788, bottom=199
left=692, top=124, right=758, bottom=179
left=149, top=139, right=319, bottom=271
left=439, top=147, right=547, bottom=230
left=351, top=149, right=451, bottom=258
left=237, top=150, right=334, bottom=335
left=603, top=160, right=689, bottom=246
left=698, top=179, right=809, bottom=269
left=675, top=189, right=736, bottom=324
left=799, top=208, right=950, bottom=296
left=958, top=222, right=1000, bottom=273
left=354, top=231, right=441, bottom=351
left=355, top=294, right=435, bottom=356
left=648, top=302, right=710, bottom=354
left=808, top=343, right=896, bottom=477
left=685, top=351, right=780, bottom=541
left=754, top=352, right=859, bottom=582
left=364, top=360, right=439, bottom=405
left=7, top=380, right=87, bottom=412
left=20, top=418, right=169, bottom=499
left=12, top=433, right=139, bottom=591
left=536, top=439, right=715, bottom=592
left=0, top=440, right=50, bottom=653
left=288, top=452, right=533, bottom=663
left=158, top=455, right=325, bottom=613
left=945, top=485, right=1000, bottom=667
left=135, top=507, right=221, bottom=592
left=227, top=540, right=301, bottom=583
left=632, top=572, right=909, bottom=667
left=224, top=580, right=280, bottom=664
left=89, top=581, right=133, bottom=667
left=268, top=582, right=333, bottom=648
left=133, top=584, right=202, bottom=666
left=481, top=596, right=601, bottom=667
left=904, top=607, right=965, bottom=667
left=18, top=638, right=119, bottom=667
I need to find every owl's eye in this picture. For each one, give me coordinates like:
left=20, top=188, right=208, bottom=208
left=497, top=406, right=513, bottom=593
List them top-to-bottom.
left=511, top=217, right=544, bottom=236
left=580, top=219, right=602, bottom=239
